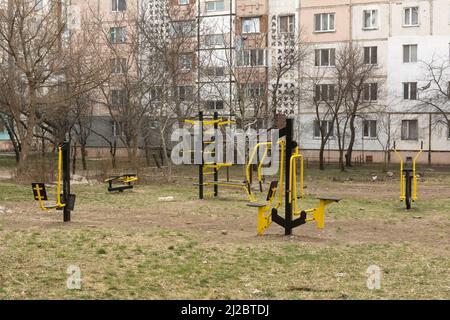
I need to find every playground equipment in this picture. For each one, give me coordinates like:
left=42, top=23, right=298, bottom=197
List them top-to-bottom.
left=186, top=111, right=256, bottom=202
left=247, top=118, right=340, bottom=236
left=31, top=141, right=75, bottom=222
left=246, top=141, right=279, bottom=193
left=393, top=141, right=423, bottom=210
left=105, top=174, right=138, bottom=192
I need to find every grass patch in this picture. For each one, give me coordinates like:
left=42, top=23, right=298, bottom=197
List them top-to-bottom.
left=0, top=228, right=448, bottom=299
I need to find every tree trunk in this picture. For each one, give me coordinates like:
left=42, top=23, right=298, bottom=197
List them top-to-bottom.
left=17, top=87, right=38, bottom=174
left=345, top=114, right=356, bottom=167
left=81, top=143, right=88, bottom=171
left=319, top=144, right=325, bottom=170
left=72, top=145, right=77, bottom=175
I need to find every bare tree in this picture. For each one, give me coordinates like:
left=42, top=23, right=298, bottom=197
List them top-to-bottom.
left=0, top=0, right=108, bottom=175
left=138, top=1, right=202, bottom=177
left=340, top=45, right=379, bottom=167
left=416, top=56, right=450, bottom=130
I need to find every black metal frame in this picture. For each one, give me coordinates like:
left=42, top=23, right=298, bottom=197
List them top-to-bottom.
left=195, top=111, right=243, bottom=200
left=269, top=118, right=306, bottom=235
left=61, top=142, right=74, bottom=222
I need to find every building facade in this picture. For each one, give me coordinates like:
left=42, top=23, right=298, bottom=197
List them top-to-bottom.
left=1, top=0, right=448, bottom=164
left=298, top=0, right=450, bottom=164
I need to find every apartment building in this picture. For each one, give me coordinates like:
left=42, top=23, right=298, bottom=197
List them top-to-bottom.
left=2, top=0, right=448, bottom=164
left=70, top=0, right=143, bottom=155
left=298, top=0, right=450, bottom=164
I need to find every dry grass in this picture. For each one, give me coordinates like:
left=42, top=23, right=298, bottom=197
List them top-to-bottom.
left=0, top=164, right=449, bottom=299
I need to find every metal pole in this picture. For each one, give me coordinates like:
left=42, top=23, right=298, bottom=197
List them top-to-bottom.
left=199, top=112, right=204, bottom=200
left=214, top=112, right=219, bottom=197
left=285, top=119, right=293, bottom=235
left=62, top=141, right=71, bottom=222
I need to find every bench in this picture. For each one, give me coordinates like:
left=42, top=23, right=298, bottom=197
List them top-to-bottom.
left=105, top=174, right=138, bottom=193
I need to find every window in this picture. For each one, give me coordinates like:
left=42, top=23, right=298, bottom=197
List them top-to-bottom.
left=35, top=0, right=43, bottom=10
left=112, top=0, right=126, bottom=12
left=179, top=0, right=189, bottom=5
left=206, top=1, right=224, bottom=12
left=404, top=7, right=419, bottom=26
left=363, top=9, right=378, bottom=29
left=314, top=13, right=335, bottom=32
left=279, top=15, right=295, bottom=34
left=242, top=17, right=260, bottom=34
left=172, top=21, right=196, bottom=37
left=110, top=27, right=126, bottom=43
left=205, top=34, right=225, bottom=46
left=403, top=44, right=417, bottom=63
left=364, top=46, right=378, bottom=65
left=314, top=48, right=336, bottom=66
left=238, top=49, right=266, bottom=67
left=179, top=54, right=192, bottom=70
left=111, top=58, right=127, bottom=74
left=205, top=67, right=225, bottom=77
left=448, top=81, right=450, bottom=99
left=403, top=82, right=417, bottom=100
left=244, top=83, right=265, bottom=98
left=363, top=83, right=378, bottom=101
left=314, top=84, right=335, bottom=102
left=177, top=86, right=193, bottom=101
left=150, top=87, right=162, bottom=102
left=111, top=89, right=128, bottom=107
left=206, top=100, right=224, bottom=110
left=313, top=120, right=334, bottom=138
left=363, top=120, right=377, bottom=138
left=401, top=120, right=418, bottom=140
left=112, top=121, right=124, bottom=137
left=448, top=121, right=450, bottom=139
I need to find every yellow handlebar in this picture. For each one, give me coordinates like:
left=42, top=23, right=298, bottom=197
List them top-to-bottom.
left=56, top=146, right=65, bottom=208
left=289, top=147, right=304, bottom=215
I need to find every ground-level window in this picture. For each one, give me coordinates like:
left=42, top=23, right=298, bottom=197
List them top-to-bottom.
left=177, top=86, right=194, bottom=101
left=206, top=100, right=224, bottom=110
left=401, top=119, right=418, bottom=140
left=313, top=120, right=334, bottom=138
left=363, top=120, right=377, bottom=138
left=112, top=121, right=124, bottom=137
left=448, top=121, right=450, bottom=139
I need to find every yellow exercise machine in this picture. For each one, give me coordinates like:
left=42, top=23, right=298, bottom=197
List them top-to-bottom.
left=186, top=111, right=256, bottom=202
left=247, top=118, right=340, bottom=236
left=31, top=141, right=75, bottom=222
left=246, top=141, right=280, bottom=193
left=393, top=141, right=423, bottom=210
left=105, top=174, right=138, bottom=192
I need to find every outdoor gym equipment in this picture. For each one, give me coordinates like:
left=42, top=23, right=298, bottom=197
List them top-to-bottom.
left=186, top=111, right=256, bottom=202
left=247, top=118, right=341, bottom=236
left=31, top=141, right=75, bottom=222
left=246, top=141, right=278, bottom=193
left=393, top=141, right=423, bottom=210
left=105, top=174, right=138, bottom=192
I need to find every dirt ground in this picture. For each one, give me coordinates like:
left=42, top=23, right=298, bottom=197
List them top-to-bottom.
left=0, top=165, right=450, bottom=299
left=2, top=172, right=449, bottom=249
